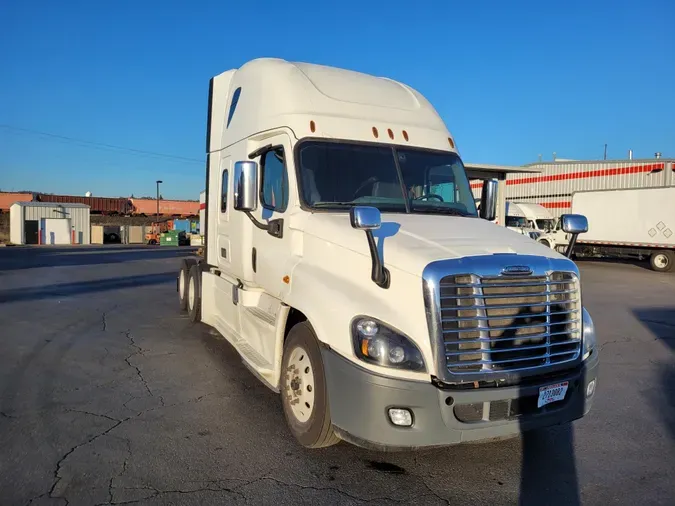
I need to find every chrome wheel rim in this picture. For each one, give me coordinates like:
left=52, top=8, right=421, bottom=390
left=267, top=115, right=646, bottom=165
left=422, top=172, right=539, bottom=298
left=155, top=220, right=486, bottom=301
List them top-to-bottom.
left=654, top=254, right=668, bottom=269
left=179, top=271, right=186, bottom=300
left=188, top=276, right=195, bottom=311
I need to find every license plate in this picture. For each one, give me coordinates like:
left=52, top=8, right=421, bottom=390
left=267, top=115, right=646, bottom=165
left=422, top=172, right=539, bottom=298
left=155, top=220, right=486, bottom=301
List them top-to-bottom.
left=537, top=381, right=568, bottom=408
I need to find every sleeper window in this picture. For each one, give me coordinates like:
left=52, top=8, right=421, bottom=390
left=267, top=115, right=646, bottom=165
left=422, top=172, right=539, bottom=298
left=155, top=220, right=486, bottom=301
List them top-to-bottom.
left=261, top=148, right=288, bottom=212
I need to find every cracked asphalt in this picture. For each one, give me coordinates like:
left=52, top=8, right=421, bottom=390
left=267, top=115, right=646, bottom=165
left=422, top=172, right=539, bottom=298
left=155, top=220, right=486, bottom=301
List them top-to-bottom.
left=1, top=246, right=674, bottom=506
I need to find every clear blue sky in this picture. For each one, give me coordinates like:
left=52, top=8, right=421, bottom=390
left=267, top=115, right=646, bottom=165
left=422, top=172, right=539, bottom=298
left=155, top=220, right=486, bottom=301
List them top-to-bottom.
left=1, top=0, right=673, bottom=200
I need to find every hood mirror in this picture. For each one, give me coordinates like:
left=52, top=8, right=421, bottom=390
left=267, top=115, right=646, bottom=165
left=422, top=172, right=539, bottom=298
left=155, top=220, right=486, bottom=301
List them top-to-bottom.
left=350, top=206, right=389, bottom=289
left=350, top=206, right=381, bottom=231
left=560, top=213, right=588, bottom=258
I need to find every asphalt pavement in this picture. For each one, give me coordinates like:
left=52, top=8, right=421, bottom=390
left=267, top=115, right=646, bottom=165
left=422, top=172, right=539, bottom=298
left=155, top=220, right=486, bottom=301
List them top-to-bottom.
left=0, top=245, right=674, bottom=505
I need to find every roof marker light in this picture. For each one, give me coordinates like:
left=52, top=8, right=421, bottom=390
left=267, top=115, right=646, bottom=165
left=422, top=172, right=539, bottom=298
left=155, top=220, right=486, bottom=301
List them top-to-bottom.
left=310, top=121, right=316, bottom=133
left=372, top=127, right=379, bottom=138
left=387, top=128, right=394, bottom=140
left=402, top=130, right=409, bottom=141
left=448, top=137, right=455, bottom=149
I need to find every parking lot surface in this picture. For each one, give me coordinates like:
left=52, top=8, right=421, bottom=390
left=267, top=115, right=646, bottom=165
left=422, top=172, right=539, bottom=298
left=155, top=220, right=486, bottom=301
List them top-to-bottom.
left=1, top=246, right=674, bottom=506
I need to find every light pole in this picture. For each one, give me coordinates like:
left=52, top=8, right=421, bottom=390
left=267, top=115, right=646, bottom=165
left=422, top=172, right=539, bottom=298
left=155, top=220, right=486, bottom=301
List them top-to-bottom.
left=156, top=180, right=163, bottom=225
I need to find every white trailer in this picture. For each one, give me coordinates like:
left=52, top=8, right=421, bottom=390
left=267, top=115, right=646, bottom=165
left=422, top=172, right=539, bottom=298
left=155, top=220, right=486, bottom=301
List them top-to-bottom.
left=176, top=58, right=599, bottom=450
left=572, top=187, right=675, bottom=272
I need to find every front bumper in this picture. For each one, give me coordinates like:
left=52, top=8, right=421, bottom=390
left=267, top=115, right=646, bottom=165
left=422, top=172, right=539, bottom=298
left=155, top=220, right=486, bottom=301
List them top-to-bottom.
left=322, top=348, right=599, bottom=451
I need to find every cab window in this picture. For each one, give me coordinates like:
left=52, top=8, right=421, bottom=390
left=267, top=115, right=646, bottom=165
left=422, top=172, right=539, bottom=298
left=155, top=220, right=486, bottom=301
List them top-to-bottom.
left=261, top=148, right=288, bottom=212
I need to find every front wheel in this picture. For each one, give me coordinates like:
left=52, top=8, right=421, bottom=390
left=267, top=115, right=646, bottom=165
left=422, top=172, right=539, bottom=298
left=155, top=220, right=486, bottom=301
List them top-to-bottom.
left=650, top=250, right=674, bottom=272
left=280, top=322, right=339, bottom=449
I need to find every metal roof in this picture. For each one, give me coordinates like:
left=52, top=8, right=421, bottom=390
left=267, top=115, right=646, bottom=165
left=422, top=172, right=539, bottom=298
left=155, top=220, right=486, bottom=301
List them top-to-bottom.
left=525, top=158, right=674, bottom=167
left=464, top=163, right=541, bottom=174
left=11, top=201, right=90, bottom=209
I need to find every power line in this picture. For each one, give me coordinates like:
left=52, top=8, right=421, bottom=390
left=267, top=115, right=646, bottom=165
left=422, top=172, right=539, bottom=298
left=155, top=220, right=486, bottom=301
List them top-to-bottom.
left=0, top=124, right=205, bottom=164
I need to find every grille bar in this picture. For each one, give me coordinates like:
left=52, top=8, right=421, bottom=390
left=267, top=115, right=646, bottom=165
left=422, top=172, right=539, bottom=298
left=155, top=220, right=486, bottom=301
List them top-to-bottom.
left=440, top=271, right=581, bottom=374
left=440, top=280, right=576, bottom=289
left=441, top=288, right=576, bottom=300
left=440, top=299, right=579, bottom=312
left=442, top=308, right=579, bottom=322
left=443, top=318, right=579, bottom=334
left=443, top=328, right=580, bottom=345
left=447, top=339, right=580, bottom=355
left=446, top=349, right=579, bottom=367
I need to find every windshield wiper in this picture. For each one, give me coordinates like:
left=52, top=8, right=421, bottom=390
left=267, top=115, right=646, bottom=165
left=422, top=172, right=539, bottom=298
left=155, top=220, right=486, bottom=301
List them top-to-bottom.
left=312, top=202, right=357, bottom=208
left=410, top=207, right=472, bottom=217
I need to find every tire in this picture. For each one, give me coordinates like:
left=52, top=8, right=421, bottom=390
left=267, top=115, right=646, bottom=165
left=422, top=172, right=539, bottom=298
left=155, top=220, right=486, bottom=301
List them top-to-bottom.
left=148, top=239, right=157, bottom=245
left=539, top=239, right=551, bottom=249
left=650, top=250, right=674, bottom=272
left=178, top=259, right=196, bottom=311
left=187, top=264, right=201, bottom=323
left=280, top=322, right=340, bottom=449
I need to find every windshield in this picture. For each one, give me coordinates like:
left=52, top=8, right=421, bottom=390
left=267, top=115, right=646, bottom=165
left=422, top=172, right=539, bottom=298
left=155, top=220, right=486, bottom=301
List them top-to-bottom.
left=297, top=141, right=477, bottom=216
left=506, top=216, right=528, bottom=228
left=536, top=218, right=556, bottom=231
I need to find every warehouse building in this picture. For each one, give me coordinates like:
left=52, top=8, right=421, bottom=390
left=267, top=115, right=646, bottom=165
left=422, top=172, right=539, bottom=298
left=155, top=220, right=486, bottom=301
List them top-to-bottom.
left=10, top=202, right=90, bottom=245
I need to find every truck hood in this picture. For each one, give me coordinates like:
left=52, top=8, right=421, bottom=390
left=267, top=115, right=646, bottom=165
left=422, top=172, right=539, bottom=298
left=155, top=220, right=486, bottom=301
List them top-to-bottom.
left=301, top=212, right=564, bottom=277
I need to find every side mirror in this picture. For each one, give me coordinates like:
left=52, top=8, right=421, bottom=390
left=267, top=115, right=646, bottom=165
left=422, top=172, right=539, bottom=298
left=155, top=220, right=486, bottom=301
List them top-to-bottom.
left=233, top=160, right=258, bottom=212
left=479, top=179, right=498, bottom=221
left=349, top=206, right=389, bottom=289
left=350, top=206, right=381, bottom=230
left=560, top=213, right=588, bottom=258
left=560, top=214, right=588, bottom=234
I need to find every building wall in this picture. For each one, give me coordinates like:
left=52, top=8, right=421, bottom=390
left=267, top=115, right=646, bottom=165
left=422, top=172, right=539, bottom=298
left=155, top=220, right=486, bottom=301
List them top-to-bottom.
left=505, top=160, right=674, bottom=218
left=10, top=204, right=91, bottom=245
left=9, top=205, right=23, bottom=244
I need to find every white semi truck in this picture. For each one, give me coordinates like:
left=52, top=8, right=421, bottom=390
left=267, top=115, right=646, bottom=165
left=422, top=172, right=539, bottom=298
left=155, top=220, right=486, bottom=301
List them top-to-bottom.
left=177, top=58, right=599, bottom=450
left=572, top=187, right=675, bottom=272
left=506, top=202, right=569, bottom=252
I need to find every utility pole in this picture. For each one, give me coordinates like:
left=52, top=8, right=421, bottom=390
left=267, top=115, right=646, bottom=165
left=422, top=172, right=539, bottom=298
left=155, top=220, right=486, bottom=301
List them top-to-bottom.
left=156, top=180, right=163, bottom=226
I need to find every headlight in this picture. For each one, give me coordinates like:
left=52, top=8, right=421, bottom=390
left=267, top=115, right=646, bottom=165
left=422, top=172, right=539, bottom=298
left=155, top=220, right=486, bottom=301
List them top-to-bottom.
left=582, top=307, right=596, bottom=360
left=351, top=317, right=426, bottom=372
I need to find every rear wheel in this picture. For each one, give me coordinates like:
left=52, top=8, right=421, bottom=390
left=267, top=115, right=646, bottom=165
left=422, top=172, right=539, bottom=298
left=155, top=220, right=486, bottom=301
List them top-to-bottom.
left=538, top=239, right=551, bottom=249
left=650, top=250, right=674, bottom=272
left=178, top=259, right=196, bottom=311
left=187, top=265, right=201, bottom=322
left=280, top=322, right=339, bottom=449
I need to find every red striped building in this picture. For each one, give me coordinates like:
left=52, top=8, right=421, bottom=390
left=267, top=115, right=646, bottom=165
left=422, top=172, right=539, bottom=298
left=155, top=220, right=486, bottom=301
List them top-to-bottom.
left=471, top=158, right=674, bottom=218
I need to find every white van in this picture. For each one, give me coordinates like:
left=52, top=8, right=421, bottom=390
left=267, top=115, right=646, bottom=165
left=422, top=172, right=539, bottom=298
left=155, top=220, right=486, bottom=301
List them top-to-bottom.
left=177, top=58, right=598, bottom=450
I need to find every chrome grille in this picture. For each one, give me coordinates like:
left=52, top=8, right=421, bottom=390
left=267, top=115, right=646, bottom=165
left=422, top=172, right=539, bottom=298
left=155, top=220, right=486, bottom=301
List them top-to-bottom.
left=440, top=272, right=581, bottom=374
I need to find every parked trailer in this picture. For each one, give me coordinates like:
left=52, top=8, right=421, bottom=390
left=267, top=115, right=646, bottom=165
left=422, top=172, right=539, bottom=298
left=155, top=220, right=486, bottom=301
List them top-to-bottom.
left=503, top=159, right=674, bottom=218
left=571, top=187, right=675, bottom=272
left=0, top=192, right=34, bottom=211
left=36, top=194, right=132, bottom=214
left=130, top=198, right=199, bottom=217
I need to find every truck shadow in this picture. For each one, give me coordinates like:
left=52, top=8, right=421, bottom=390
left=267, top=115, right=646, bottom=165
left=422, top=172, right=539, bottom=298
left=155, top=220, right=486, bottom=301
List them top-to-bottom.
left=373, top=221, right=401, bottom=263
left=0, top=247, right=197, bottom=271
left=0, top=272, right=176, bottom=303
left=632, top=307, right=675, bottom=442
